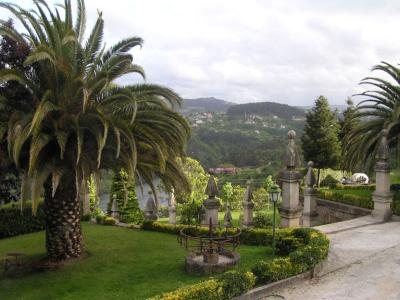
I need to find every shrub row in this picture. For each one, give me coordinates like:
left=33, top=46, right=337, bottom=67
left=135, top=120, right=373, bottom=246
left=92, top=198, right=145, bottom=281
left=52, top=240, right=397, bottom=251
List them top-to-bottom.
left=333, top=184, right=376, bottom=190
left=317, top=190, right=373, bottom=209
left=0, top=202, right=45, bottom=239
left=144, top=222, right=329, bottom=299
left=252, top=229, right=329, bottom=284
left=148, top=270, right=255, bottom=300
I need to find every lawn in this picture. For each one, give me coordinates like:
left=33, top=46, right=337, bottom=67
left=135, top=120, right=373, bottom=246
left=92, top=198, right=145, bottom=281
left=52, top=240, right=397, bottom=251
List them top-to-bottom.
left=0, top=223, right=272, bottom=300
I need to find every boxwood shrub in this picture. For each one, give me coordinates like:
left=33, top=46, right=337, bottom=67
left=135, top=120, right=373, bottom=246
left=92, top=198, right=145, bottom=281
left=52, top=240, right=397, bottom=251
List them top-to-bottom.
left=0, top=202, right=45, bottom=239
left=144, top=222, right=329, bottom=299
left=148, top=270, right=255, bottom=300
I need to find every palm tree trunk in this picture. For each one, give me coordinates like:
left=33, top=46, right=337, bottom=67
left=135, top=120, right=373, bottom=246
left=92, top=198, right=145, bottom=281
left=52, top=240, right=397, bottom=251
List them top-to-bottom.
left=44, top=173, right=84, bottom=261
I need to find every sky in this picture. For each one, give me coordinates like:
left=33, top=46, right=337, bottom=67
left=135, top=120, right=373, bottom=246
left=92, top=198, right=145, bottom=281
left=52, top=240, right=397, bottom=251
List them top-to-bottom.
left=2, top=0, right=400, bottom=106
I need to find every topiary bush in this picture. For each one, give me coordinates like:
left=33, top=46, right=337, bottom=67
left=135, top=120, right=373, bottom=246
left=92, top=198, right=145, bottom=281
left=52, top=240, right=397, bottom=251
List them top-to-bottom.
left=109, top=169, right=144, bottom=224
left=320, top=174, right=339, bottom=188
left=0, top=201, right=45, bottom=239
left=253, top=211, right=273, bottom=229
left=104, top=217, right=117, bottom=225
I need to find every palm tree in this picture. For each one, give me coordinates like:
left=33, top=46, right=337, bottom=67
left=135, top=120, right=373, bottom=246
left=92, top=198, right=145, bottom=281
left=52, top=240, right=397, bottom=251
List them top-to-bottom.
left=0, top=0, right=190, bottom=261
left=342, top=62, right=400, bottom=172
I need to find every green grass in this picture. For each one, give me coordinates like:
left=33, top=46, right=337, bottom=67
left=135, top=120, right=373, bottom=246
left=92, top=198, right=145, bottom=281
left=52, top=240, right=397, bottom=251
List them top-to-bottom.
left=0, top=223, right=272, bottom=300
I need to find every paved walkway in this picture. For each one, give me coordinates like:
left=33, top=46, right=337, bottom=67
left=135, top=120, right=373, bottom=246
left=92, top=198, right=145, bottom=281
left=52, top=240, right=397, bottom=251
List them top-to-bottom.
left=262, top=220, right=400, bottom=300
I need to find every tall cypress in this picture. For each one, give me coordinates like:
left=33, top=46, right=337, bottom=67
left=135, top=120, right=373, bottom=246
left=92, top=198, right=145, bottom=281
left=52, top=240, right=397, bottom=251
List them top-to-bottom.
left=301, top=96, right=341, bottom=185
left=109, top=169, right=144, bottom=224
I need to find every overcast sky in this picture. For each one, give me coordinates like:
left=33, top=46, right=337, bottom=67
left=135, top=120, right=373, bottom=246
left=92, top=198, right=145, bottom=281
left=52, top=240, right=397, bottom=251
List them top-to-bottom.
left=3, top=0, right=400, bottom=105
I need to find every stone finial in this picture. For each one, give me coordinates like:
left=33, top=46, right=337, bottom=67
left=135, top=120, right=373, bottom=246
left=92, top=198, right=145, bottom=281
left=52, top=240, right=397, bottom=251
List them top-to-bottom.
left=376, top=129, right=389, bottom=161
left=286, top=130, right=300, bottom=169
left=305, top=161, right=316, bottom=188
left=205, top=175, right=218, bottom=198
left=243, top=180, right=253, bottom=202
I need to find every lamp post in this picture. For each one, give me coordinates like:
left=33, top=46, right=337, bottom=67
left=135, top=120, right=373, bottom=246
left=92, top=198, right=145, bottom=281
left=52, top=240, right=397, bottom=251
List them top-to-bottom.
left=269, top=183, right=281, bottom=256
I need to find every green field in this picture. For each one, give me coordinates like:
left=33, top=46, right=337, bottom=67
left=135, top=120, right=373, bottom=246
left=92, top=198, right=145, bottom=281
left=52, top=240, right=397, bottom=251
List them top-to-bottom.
left=0, top=223, right=272, bottom=300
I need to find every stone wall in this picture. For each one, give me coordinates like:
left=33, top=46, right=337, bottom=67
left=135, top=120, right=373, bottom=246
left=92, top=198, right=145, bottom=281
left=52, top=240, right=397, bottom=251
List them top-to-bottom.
left=300, top=195, right=372, bottom=225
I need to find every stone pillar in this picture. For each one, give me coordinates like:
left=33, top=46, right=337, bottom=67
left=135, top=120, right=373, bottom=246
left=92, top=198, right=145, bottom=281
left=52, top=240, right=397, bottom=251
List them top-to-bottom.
left=372, top=129, right=393, bottom=221
left=279, top=130, right=302, bottom=228
left=302, top=161, right=318, bottom=227
left=201, top=175, right=220, bottom=228
left=242, top=180, right=254, bottom=228
left=168, top=190, right=177, bottom=224
left=144, top=191, right=158, bottom=221
left=110, top=194, right=120, bottom=220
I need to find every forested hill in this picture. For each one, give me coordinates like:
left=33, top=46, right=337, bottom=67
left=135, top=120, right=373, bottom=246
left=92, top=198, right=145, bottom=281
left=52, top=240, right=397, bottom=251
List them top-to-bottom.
left=182, top=97, right=234, bottom=113
left=227, top=102, right=305, bottom=119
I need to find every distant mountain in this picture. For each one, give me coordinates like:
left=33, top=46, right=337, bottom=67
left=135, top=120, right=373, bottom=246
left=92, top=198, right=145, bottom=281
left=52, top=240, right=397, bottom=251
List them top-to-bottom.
left=182, top=97, right=234, bottom=113
left=227, top=102, right=304, bottom=119
left=296, top=105, right=347, bottom=112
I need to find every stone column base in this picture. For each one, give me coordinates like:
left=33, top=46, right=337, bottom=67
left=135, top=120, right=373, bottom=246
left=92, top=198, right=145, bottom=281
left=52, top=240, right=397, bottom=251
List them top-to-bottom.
left=372, top=191, right=393, bottom=222
left=169, top=205, right=176, bottom=224
left=279, top=206, right=302, bottom=228
left=302, top=212, right=319, bottom=227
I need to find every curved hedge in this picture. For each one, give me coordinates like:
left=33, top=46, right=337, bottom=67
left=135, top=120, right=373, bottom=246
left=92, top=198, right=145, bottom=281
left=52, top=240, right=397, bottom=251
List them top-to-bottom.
left=143, top=222, right=329, bottom=300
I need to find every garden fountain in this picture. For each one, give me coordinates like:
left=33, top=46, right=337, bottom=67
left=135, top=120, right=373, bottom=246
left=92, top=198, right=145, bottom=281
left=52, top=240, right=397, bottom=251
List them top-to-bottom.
left=178, top=218, right=241, bottom=274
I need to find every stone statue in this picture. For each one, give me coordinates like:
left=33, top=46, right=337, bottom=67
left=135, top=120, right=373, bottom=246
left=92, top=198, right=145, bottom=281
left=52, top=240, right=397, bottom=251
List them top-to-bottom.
left=286, top=130, right=300, bottom=169
left=242, top=180, right=254, bottom=227
left=110, top=194, right=120, bottom=220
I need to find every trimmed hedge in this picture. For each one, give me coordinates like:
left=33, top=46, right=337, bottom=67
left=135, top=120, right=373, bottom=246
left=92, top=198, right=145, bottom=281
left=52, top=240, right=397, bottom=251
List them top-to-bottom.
left=333, top=184, right=375, bottom=190
left=317, top=190, right=373, bottom=209
left=0, top=202, right=45, bottom=239
left=144, top=222, right=329, bottom=299
left=148, top=270, right=255, bottom=300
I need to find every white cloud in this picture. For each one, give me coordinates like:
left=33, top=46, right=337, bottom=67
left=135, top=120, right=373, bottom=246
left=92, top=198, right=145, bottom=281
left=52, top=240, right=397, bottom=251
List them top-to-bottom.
left=2, top=0, right=400, bottom=105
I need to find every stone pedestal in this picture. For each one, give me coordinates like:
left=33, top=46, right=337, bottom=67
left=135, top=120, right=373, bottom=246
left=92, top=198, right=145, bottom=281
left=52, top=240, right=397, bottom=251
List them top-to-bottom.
left=279, top=130, right=301, bottom=228
left=372, top=130, right=393, bottom=221
left=302, top=161, right=318, bottom=227
left=280, top=172, right=302, bottom=228
left=202, top=176, right=220, bottom=228
left=242, top=181, right=254, bottom=228
left=303, top=187, right=318, bottom=227
left=202, top=198, right=220, bottom=227
left=242, top=202, right=254, bottom=228
left=169, top=205, right=177, bottom=224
